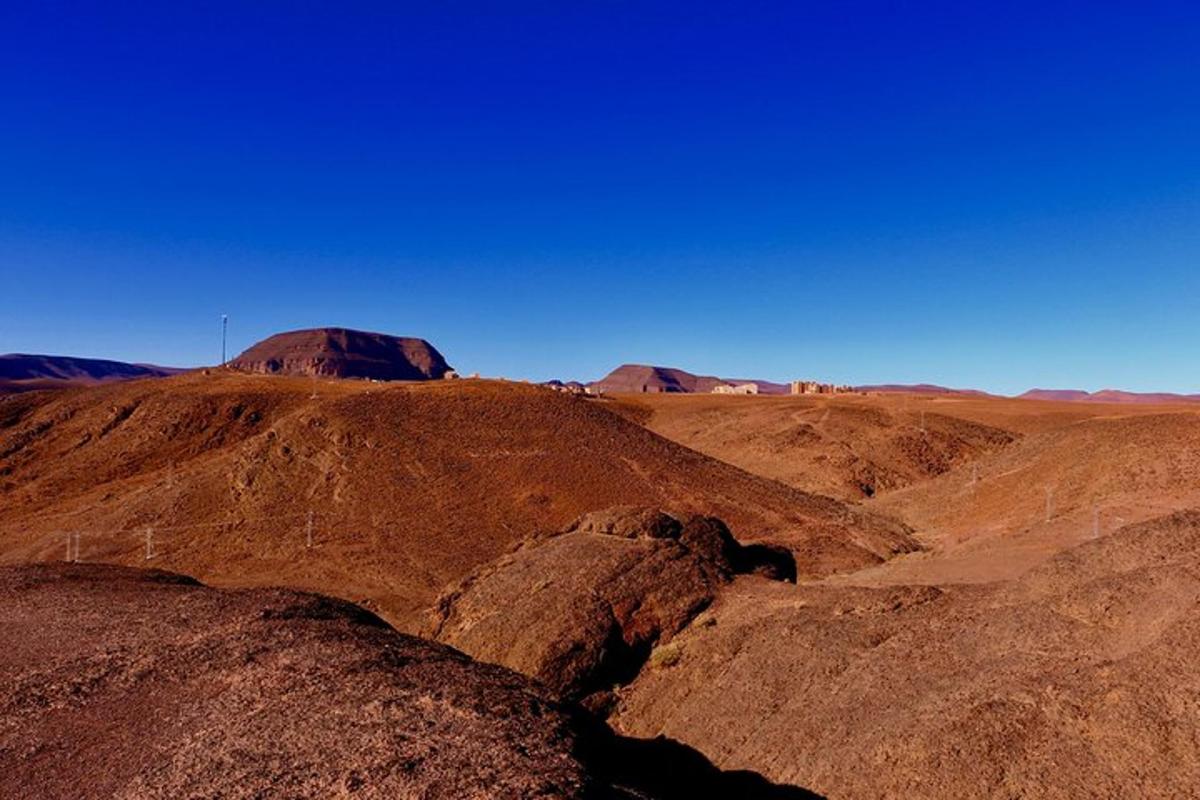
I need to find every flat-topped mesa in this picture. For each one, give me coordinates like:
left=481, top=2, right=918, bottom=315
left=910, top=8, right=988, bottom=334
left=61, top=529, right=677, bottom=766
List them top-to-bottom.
left=228, top=327, right=453, bottom=381
left=589, top=364, right=788, bottom=395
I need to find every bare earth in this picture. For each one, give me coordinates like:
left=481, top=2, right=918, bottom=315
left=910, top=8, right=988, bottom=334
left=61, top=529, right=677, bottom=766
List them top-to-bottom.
left=4, top=380, right=1200, bottom=797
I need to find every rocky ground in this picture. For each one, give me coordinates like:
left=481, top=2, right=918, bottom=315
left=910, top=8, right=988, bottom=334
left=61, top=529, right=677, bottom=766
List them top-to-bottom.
left=6, top=378, right=1200, bottom=797
left=0, top=563, right=816, bottom=799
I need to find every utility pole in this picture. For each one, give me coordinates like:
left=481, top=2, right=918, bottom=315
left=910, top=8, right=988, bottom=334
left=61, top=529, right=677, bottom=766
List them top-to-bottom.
left=221, top=314, right=228, bottom=366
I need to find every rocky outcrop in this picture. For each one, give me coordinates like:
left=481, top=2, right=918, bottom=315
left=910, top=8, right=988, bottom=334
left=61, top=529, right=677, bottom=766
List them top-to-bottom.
left=229, top=327, right=452, bottom=380
left=590, top=364, right=788, bottom=395
left=427, top=507, right=795, bottom=707
left=612, top=509, right=1200, bottom=798
left=0, top=563, right=820, bottom=800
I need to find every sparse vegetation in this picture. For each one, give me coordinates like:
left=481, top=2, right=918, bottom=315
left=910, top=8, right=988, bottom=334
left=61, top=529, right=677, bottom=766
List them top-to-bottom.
left=648, top=642, right=682, bottom=670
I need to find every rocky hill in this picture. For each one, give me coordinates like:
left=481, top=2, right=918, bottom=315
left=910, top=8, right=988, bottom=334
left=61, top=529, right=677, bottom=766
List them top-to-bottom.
left=229, top=327, right=453, bottom=381
left=590, top=364, right=787, bottom=395
left=0, top=372, right=914, bottom=628
left=428, top=507, right=794, bottom=706
left=611, top=508, right=1200, bottom=798
left=0, top=563, right=816, bottom=799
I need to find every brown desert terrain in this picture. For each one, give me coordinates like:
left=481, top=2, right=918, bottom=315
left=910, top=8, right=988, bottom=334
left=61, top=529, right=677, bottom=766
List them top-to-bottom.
left=5, top=344, right=1200, bottom=798
left=0, top=371, right=912, bottom=628
left=0, top=563, right=815, bottom=799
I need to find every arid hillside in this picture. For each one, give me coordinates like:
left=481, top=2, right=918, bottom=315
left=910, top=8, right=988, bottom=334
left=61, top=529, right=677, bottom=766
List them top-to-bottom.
left=0, top=372, right=913, bottom=628
left=614, top=392, right=1200, bottom=588
left=614, top=393, right=1019, bottom=501
left=860, top=407, right=1200, bottom=584
left=611, top=508, right=1200, bottom=798
left=0, top=563, right=816, bottom=799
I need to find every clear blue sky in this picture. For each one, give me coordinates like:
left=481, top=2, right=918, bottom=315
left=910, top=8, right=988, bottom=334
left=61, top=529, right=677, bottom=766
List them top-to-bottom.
left=2, top=2, right=1198, bottom=394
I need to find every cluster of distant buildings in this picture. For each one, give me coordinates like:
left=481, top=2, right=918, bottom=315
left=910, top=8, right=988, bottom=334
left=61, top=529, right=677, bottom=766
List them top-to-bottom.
left=712, top=380, right=853, bottom=396
left=786, top=380, right=854, bottom=396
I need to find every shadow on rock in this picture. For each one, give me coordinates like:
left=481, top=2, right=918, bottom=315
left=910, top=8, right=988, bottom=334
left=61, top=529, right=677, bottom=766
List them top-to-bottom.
left=577, top=715, right=823, bottom=799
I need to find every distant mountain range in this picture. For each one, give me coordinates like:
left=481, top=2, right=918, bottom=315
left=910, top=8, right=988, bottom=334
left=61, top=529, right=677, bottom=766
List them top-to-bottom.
left=4, top=346, right=1198, bottom=406
left=0, top=354, right=182, bottom=394
left=586, top=365, right=1200, bottom=404
left=853, top=383, right=993, bottom=396
left=1019, top=388, right=1200, bottom=404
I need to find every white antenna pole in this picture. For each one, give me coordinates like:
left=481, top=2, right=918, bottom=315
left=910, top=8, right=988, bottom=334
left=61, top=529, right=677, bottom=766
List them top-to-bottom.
left=221, top=314, right=228, bottom=366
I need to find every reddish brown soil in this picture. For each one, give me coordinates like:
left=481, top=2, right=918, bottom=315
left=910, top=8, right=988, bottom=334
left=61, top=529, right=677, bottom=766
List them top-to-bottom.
left=0, top=372, right=912, bottom=629
left=9, top=379, right=1200, bottom=798
left=614, top=393, right=1018, bottom=500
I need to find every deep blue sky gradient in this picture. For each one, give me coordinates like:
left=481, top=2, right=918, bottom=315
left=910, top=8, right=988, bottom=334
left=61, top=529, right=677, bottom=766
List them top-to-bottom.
left=2, top=2, right=1198, bottom=393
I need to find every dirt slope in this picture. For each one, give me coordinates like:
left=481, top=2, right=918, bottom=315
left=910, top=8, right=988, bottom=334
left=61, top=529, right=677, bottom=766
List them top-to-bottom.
left=229, top=327, right=453, bottom=380
left=0, top=372, right=913, bottom=628
left=615, top=393, right=1017, bottom=500
left=862, top=409, right=1200, bottom=584
left=612, top=509, right=1200, bottom=799
left=0, top=563, right=818, bottom=799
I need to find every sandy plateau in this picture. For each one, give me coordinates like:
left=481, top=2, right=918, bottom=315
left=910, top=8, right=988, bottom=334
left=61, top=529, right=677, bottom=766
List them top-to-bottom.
left=4, top=366, right=1200, bottom=797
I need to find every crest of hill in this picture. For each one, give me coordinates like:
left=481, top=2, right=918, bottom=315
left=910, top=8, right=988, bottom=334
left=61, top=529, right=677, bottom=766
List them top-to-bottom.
left=229, top=327, right=452, bottom=381
left=0, top=354, right=181, bottom=394
left=590, top=364, right=787, bottom=395
left=0, top=372, right=915, bottom=629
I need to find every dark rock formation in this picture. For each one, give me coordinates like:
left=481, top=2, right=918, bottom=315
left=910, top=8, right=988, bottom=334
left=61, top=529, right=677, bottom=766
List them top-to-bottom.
left=229, top=327, right=452, bottom=380
left=589, top=364, right=788, bottom=395
left=427, top=507, right=796, bottom=704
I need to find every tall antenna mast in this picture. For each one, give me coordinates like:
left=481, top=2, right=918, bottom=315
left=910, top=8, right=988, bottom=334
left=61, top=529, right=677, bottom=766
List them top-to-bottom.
left=221, top=314, right=228, bottom=366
